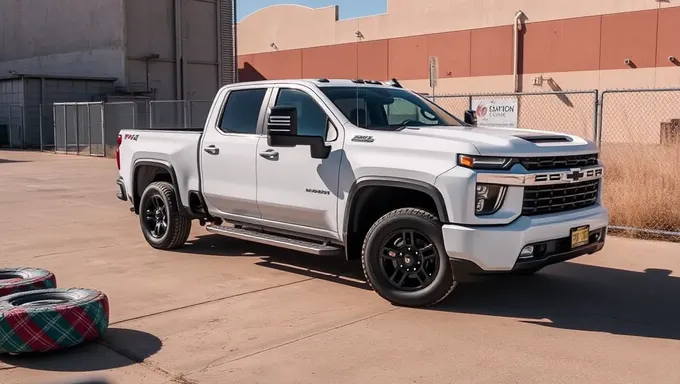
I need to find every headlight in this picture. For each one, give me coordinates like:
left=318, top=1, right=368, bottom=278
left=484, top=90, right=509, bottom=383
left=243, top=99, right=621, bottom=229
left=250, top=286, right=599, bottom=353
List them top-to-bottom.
left=458, top=154, right=516, bottom=170
left=475, top=183, right=507, bottom=215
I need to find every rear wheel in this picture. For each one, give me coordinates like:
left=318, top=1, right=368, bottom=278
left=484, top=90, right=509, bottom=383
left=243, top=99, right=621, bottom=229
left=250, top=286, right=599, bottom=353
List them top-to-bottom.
left=139, top=181, right=191, bottom=250
left=361, top=208, right=456, bottom=307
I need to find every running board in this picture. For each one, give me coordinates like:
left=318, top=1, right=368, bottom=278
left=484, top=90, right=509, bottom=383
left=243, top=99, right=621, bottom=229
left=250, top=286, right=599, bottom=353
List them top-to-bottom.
left=205, top=225, right=343, bottom=256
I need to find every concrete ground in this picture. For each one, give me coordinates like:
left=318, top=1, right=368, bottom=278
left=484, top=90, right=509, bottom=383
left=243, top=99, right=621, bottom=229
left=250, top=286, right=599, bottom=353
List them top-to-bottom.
left=1, top=150, right=679, bottom=384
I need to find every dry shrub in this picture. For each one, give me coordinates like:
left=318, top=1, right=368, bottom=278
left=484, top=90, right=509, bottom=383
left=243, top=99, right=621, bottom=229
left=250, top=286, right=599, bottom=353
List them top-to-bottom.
left=601, top=143, right=680, bottom=236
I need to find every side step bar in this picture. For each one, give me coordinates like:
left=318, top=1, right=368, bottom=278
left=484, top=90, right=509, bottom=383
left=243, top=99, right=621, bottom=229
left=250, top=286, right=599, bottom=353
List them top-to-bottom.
left=205, top=225, right=343, bottom=256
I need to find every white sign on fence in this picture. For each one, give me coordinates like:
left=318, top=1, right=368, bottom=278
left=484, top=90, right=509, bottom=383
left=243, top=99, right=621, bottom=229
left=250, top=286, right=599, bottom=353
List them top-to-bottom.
left=429, top=56, right=439, bottom=89
left=471, top=97, right=518, bottom=128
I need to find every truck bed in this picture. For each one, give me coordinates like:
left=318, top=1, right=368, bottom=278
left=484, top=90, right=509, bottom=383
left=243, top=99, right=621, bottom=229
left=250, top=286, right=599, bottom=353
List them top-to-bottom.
left=117, top=129, right=202, bottom=210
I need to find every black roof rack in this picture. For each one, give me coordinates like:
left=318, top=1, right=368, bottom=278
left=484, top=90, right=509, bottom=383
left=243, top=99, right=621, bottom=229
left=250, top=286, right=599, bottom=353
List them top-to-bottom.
left=317, top=78, right=330, bottom=83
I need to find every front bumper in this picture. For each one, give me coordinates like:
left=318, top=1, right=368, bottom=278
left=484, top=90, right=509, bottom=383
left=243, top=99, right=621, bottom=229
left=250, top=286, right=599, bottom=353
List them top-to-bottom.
left=116, top=177, right=128, bottom=201
left=441, top=204, right=609, bottom=275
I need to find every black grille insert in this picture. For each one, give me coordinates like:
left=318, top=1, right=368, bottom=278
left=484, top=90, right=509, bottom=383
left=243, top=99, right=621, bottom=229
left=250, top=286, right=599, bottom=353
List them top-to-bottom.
left=519, top=153, right=599, bottom=171
left=523, top=179, right=599, bottom=216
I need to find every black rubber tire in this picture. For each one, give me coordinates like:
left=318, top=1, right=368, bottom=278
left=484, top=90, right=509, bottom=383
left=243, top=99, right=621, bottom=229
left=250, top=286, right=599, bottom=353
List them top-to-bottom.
left=139, top=181, right=191, bottom=250
left=361, top=208, right=457, bottom=307
left=0, top=268, right=57, bottom=297
left=0, top=288, right=109, bottom=354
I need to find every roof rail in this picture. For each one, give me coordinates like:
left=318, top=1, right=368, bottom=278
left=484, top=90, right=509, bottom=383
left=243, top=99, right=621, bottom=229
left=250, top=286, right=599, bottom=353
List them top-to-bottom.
left=317, top=78, right=330, bottom=83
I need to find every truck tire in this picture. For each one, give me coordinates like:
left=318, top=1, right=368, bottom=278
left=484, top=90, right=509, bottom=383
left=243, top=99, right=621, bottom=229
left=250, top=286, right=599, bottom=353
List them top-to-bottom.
left=139, top=181, right=191, bottom=250
left=361, top=208, right=456, bottom=307
left=0, top=268, right=56, bottom=297
left=0, top=288, right=109, bottom=354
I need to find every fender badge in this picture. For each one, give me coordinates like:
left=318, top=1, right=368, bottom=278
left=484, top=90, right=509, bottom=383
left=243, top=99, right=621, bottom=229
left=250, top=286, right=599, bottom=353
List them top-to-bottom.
left=352, top=135, right=374, bottom=143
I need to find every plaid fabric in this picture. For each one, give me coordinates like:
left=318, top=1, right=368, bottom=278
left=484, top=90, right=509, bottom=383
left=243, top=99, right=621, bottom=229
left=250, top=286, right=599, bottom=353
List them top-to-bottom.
left=0, top=273, right=56, bottom=298
left=0, top=291, right=109, bottom=354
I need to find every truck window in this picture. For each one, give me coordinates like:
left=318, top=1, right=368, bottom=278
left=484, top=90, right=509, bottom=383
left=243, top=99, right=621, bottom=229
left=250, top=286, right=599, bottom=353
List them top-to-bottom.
left=319, top=86, right=463, bottom=130
left=218, top=88, right=267, bottom=134
left=275, top=89, right=328, bottom=137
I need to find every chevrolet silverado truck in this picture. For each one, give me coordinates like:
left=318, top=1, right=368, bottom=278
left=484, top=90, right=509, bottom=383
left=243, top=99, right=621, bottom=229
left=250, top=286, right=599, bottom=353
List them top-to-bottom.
left=115, top=78, right=608, bottom=307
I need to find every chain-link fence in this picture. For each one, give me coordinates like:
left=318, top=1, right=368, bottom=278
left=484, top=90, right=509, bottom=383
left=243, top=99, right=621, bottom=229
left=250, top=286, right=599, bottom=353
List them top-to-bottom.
left=598, top=89, right=680, bottom=238
left=4, top=90, right=678, bottom=240
left=432, top=90, right=599, bottom=141
left=53, top=102, right=106, bottom=156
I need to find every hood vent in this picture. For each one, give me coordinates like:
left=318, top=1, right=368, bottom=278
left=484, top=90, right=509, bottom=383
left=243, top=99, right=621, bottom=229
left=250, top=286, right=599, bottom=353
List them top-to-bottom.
left=514, top=134, right=572, bottom=143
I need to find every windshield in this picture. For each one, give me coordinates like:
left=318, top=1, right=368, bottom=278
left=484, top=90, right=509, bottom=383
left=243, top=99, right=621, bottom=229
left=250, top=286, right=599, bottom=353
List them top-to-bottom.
left=319, top=86, right=463, bottom=130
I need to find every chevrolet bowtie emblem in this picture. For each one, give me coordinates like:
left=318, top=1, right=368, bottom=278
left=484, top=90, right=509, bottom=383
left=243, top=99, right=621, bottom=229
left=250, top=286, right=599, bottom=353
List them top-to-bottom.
left=565, top=169, right=584, bottom=182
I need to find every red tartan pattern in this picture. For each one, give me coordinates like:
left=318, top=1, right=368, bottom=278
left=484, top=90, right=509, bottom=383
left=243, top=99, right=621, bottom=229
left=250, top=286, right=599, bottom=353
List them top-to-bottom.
left=0, top=270, right=56, bottom=297
left=0, top=290, right=109, bottom=354
left=2, top=308, right=58, bottom=352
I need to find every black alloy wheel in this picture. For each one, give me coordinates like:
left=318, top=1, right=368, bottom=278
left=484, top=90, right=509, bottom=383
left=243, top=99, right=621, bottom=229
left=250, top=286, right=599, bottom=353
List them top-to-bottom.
left=138, top=181, right=192, bottom=250
left=143, top=194, right=169, bottom=239
left=361, top=208, right=456, bottom=307
left=378, top=229, right=440, bottom=291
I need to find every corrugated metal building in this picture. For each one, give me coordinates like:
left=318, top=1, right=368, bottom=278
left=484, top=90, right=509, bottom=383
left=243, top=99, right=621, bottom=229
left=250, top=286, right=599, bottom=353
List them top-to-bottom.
left=0, top=0, right=235, bottom=148
left=0, top=0, right=235, bottom=100
left=0, top=75, right=116, bottom=148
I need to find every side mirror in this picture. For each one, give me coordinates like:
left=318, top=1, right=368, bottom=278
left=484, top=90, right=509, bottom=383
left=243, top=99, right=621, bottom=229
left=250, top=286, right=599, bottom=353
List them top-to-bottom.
left=266, top=106, right=331, bottom=159
left=267, top=106, right=298, bottom=138
left=464, top=110, right=477, bottom=126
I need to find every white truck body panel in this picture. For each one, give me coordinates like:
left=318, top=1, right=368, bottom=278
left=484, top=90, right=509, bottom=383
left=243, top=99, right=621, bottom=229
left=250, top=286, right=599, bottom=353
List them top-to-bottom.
left=116, top=78, right=608, bottom=278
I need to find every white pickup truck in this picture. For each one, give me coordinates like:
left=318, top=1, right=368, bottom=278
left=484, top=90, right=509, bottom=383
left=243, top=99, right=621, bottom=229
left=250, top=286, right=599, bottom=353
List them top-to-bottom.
left=116, top=78, right=608, bottom=307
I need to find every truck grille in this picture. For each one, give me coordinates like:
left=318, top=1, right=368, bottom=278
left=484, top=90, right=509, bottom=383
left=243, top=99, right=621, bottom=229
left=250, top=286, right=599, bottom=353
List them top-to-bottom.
left=519, top=153, right=599, bottom=171
left=522, top=179, right=600, bottom=216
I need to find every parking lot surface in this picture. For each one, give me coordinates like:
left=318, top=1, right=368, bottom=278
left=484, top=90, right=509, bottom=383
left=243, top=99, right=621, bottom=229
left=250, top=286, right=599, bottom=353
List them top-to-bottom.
left=1, top=150, right=679, bottom=384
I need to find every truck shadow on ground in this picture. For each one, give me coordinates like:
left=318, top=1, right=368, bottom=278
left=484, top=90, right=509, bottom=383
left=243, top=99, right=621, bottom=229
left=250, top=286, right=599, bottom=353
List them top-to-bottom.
left=0, top=158, right=29, bottom=164
left=180, top=234, right=370, bottom=290
left=184, top=234, right=680, bottom=341
left=0, top=328, right=162, bottom=372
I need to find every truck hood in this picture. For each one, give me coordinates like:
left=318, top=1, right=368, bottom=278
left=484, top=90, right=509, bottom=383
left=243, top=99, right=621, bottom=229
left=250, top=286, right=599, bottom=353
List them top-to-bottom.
left=392, top=125, right=599, bottom=157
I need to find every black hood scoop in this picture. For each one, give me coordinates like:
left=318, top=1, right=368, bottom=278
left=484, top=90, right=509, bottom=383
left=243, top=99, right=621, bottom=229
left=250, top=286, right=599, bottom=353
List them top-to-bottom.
left=514, top=134, right=572, bottom=143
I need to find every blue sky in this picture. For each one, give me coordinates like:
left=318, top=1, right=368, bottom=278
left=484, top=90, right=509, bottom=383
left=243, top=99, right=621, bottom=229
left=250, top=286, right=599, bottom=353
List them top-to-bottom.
left=237, top=0, right=387, bottom=21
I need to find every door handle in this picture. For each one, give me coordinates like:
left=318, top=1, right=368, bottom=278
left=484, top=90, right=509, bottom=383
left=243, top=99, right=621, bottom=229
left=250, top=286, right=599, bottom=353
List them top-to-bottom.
left=204, top=145, right=219, bottom=155
left=259, top=149, right=279, bottom=160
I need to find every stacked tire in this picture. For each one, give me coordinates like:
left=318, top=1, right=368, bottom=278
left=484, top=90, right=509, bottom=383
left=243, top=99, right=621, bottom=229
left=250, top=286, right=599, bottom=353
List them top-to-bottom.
left=0, top=267, right=109, bottom=355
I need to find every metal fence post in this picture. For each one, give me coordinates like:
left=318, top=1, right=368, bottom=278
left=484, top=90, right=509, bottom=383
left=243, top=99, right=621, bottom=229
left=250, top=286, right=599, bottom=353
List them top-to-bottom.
left=592, top=89, right=599, bottom=143
left=597, top=91, right=606, bottom=147
left=101, top=102, right=106, bottom=157
left=75, top=103, right=80, bottom=155
left=87, top=103, right=92, bottom=156
left=53, top=104, right=57, bottom=153
left=63, top=104, right=69, bottom=154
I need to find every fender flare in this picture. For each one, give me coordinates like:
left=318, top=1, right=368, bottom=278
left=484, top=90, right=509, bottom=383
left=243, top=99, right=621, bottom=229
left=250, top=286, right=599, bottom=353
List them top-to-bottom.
left=132, top=160, right=189, bottom=217
left=342, top=176, right=450, bottom=239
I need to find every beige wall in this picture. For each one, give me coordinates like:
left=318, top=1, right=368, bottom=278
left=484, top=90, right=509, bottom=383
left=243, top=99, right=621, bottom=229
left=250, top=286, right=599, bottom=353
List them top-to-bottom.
left=237, top=0, right=674, bottom=55
left=237, top=1, right=680, bottom=145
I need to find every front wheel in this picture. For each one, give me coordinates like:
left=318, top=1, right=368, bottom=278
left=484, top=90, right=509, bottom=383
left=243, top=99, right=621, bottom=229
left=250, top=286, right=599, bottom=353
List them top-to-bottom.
left=139, top=181, right=192, bottom=250
left=361, top=208, right=456, bottom=307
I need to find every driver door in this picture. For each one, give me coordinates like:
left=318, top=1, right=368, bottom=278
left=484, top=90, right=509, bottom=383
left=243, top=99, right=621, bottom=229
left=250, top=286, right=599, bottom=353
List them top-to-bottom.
left=255, top=86, right=344, bottom=238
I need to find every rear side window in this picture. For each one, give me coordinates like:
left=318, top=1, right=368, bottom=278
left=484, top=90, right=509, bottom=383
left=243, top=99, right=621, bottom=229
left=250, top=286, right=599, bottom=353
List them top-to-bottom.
left=218, top=88, right=267, bottom=134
